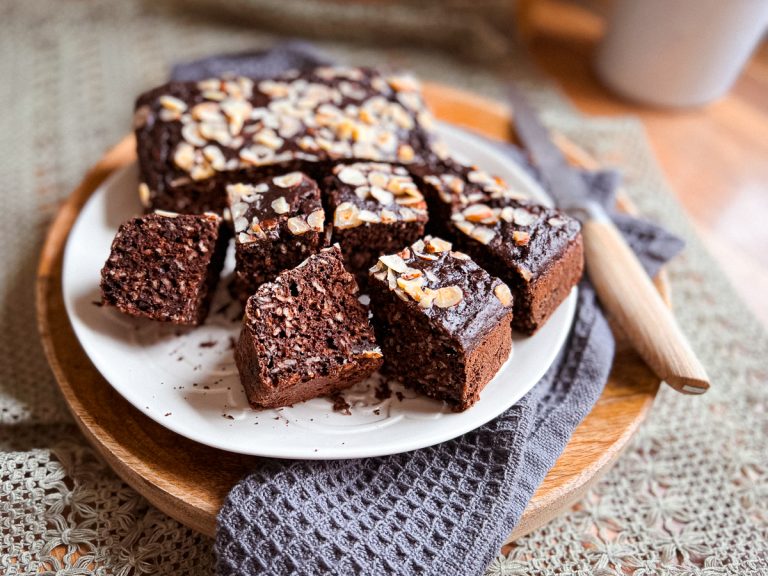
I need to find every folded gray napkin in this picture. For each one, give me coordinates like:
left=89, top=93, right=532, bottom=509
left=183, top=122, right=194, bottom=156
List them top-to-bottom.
left=170, top=45, right=684, bottom=576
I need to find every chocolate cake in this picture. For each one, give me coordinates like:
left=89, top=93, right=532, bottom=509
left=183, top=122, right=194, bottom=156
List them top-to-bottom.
left=134, top=67, right=438, bottom=214
left=324, top=162, right=428, bottom=280
left=227, top=172, right=328, bottom=303
left=450, top=199, right=583, bottom=334
left=100, top=212, right=228, bottom=326
left=367, top=236, right=514, bottom=411
left=235, top=245, right=382, bottom=409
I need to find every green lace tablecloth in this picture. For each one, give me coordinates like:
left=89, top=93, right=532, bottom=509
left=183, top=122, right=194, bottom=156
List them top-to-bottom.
left=2, top=2, right=766, bottom=574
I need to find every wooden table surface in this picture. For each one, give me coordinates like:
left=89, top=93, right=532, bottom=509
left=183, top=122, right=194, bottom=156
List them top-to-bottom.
left=525, top=0, right=768, bottom=326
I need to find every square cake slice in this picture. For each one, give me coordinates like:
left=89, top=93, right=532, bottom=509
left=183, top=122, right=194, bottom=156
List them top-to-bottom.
left=325, top=162, right=428, bottom=280
left=228, top=172, right=328, bottom=303
left=450, top=199, right=583, bottom=334
left=100, top=211, right=227, bottom=326
left=367, top=236, right=514, bottom=411
left=235, top=245, right=383, bottom=409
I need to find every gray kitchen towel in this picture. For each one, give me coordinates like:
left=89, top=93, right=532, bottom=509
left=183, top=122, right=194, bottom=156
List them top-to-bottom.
left=174, top=45, right=685, bottom=575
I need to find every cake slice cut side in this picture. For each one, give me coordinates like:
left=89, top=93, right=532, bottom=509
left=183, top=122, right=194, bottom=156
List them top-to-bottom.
left=100, top=212, right=228, bottom=326
left=235, top=245, right=382, bottom=409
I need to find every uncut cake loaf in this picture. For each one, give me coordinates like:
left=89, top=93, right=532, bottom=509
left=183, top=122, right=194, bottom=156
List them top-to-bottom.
left=133, top=67, right=438, bottom=214
left=100, top=211, right=228, bottom=326
left=367, top=236, right=514, bottom=411
left=235, top=245, right=382, bottom=409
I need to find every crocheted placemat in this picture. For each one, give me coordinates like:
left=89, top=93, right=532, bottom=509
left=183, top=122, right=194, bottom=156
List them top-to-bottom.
left=2, top=2, right=766, bottom=574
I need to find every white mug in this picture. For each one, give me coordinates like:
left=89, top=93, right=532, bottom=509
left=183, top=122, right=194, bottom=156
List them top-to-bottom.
left=595, top=0, right=768, bottom=107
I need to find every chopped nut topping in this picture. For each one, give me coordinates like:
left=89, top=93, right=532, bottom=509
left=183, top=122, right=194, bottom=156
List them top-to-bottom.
left=387, top=73, right=421, bottom=93
left=197, top=78, right=221, bottom=92
left=159, top=95, right=187, bottom=113
left=221, top=99, right=252, bottom=135
left=191, top=102, right=222, bottom=122
left=182, top=123, right=207, bottom=147
left=173, top=143, right=196, bottom=172
left=397, top=144, right=415, bottom=163
left=202, top=145, right=226, bottom=171
left=190, top=163, right=214, bottom=181
left=337, top=167, right=367, bottom=186
left=467, top=169, right=495, bottom=185
left=368, top=171, right=389, bottom=188
left=273, top=172, right=304, bottom=188
left=370, top=187, right=394, bottom=205
left=271, top=196, right=290, bottom=214
left=230, top=202, right=248, bottom=220
left=334, top=202, right=361, bottom=229
left=463, top=204, right=496, bottom=223
left=500, top=206, right=515, bottom=223
left=513, top=208, right=537, bottom=227
left=306, top=209, right=325, bottom=231
left=358, top=209, right=381, bottom=223
left=380, top=209, right=397, bottom=223
left=154, top=210, right=179, bottom=218
left=234, top=216, right=249, bottom=233
left=286, top=216, right=310, bottom=235
left=548, top=216, right=567, bottom=227
left=454, top=220, right=475, bottom=236
left=470, top=226, right=496, bottom=245
left=512, top=230, right=531, bottom=246
left=424, top=237, right=452, bottom=253
left=450, top=251, right=470, bottom=260
left=378, top=254, right=408, bottom=273
left=520, top=267, right=533, bottom=282
left=397, top=276, right=427, bottom=301
left=494, top=283, right=513, bottom=307
left=434, top=286, right=463, bottom=308
left=419, top=287, right=437, bottom=309
left=361, top=348, right=383, bottom=359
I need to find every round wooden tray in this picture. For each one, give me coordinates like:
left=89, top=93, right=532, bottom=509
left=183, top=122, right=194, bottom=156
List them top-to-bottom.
left=36, top=83, right=663, bottom=542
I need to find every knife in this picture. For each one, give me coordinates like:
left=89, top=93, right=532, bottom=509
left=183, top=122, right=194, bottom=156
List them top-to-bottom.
left=507, top=87, right=709, bottom=395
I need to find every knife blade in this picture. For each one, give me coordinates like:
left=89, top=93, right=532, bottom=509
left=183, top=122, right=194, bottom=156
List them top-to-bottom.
left=507, top=86, right=709, bottom=395
left=506, top=88, right=604, bottom=221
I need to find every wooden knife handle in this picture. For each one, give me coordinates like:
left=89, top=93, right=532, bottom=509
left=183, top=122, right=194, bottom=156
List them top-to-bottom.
left=583, top=219, right=710, bottom=394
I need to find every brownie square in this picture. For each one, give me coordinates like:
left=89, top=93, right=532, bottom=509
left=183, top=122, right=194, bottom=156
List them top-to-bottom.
left=133, top=67, right=438, bottom=214
left=325, top=162, right=428, bottom=280
left=228, top=172, right=328, bottom=303
left=450, top=199, right=583, bottom=334
left=100, top=212, right=228, bottom=326
left=367, top=236, right=514, bottom=411
left=235, top=245, right=383, bottom=409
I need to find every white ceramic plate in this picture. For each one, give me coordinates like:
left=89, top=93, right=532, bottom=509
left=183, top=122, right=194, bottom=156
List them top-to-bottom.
left=62, top=123, right=577, bottom=460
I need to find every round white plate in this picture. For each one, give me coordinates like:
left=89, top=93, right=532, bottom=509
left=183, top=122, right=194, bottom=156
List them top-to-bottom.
left=62, top=123, right=577, bottom=460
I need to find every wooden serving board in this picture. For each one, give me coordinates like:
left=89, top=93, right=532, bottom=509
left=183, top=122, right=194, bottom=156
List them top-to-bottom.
left=36, top=83, right=664, bottom=541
